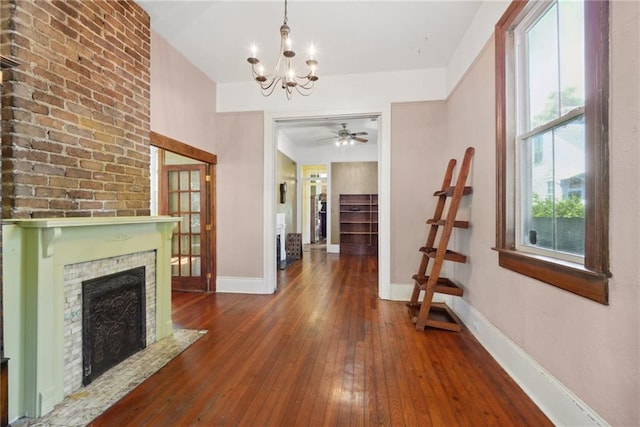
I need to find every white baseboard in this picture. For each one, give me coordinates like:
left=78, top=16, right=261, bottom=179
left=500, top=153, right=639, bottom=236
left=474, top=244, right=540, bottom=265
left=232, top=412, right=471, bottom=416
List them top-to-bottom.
left=327, top=244, right=340, bottom=253
left=216, top=277, right=271, bottom=294
left=453, top=298, right=608, bottom=427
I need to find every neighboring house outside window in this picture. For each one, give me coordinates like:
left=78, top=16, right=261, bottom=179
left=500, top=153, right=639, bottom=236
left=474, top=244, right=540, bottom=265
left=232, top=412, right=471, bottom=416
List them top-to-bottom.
left=495, top=0, right=610, bottom=303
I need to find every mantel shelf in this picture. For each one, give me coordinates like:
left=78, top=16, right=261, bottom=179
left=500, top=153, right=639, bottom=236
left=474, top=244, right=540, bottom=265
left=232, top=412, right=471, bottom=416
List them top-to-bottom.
left=8, top=216, right=178, bottom=229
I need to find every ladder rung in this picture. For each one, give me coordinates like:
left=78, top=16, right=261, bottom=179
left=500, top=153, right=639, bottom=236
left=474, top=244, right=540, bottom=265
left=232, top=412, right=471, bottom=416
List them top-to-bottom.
left=433, top=186, right=473, bottom=197
left=426, top=219, right=470, bottom=228
left=419, top=247, right=467, bottom=263
left=411, top=275, right=464, bottom=296
left=407, top=302, right=463, bottom=332
left=424, top=303, right=463, bottom=332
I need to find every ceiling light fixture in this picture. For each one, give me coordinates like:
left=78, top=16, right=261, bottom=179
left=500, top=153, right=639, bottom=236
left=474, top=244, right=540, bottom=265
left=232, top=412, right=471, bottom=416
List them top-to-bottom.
left=247, top=0, right=318, bottom=99
left=335, top=137, right=355, bottom=147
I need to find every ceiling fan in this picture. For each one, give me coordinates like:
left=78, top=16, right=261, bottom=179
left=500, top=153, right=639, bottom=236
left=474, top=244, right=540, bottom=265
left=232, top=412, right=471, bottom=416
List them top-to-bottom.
left=324, top=123, right=368, bottom=146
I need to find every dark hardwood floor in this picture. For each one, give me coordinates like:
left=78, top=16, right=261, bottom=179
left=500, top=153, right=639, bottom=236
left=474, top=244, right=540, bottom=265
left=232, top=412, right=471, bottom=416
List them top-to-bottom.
left=89, top=252, right=551, bottom=426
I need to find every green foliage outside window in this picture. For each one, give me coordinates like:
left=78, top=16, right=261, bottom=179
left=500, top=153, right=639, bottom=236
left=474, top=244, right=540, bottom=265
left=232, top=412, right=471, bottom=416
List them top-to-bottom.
left=531, top=193, right=585, bottom=218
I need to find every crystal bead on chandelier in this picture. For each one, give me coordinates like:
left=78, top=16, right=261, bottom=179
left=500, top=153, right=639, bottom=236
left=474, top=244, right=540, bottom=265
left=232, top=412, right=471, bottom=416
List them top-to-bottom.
left=247, top=0, right=318, bottom=99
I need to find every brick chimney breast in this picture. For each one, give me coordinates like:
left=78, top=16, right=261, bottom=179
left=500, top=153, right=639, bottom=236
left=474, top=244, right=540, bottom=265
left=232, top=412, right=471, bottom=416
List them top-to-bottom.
left=1, top=0, right=151, bottom=219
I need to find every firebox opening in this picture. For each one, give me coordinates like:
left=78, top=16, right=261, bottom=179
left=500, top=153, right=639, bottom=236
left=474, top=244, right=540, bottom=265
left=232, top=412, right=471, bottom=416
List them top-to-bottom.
left=82, top=266, right=147, bottom=386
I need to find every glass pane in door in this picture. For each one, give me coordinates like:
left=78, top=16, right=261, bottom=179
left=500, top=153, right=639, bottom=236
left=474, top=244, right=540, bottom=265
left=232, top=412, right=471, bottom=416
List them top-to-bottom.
left=165, top=164, right=207, bottom=290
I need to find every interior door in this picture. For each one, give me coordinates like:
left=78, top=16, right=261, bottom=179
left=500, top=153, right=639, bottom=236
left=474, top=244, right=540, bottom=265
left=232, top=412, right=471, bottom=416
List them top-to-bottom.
left=163, top=164, right=208, bottom=291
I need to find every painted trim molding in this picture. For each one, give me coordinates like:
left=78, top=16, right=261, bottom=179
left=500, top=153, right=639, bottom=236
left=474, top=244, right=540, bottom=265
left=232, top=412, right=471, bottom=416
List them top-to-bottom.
left=327, top=243, right=340, bottom=254
left=216, top=277, right=268, bottom=294
left=452, top=298, right=608, bottom=427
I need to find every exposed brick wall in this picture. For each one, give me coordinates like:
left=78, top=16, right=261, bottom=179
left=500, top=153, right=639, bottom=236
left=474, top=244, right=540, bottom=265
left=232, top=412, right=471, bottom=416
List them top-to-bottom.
left=0, top=0, right=151, bottom=218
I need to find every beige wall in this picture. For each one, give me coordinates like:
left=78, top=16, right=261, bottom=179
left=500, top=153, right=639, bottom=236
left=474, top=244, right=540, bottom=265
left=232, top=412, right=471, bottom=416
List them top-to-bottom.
left=149, top=2, right=639, bottom=422
left=443, top=2, right=639, bottom=424
left=151, top=31, right=217, bottom=152
left=389, top=101, right=448, bottom=284
left=215, top=111, right=264, bottom=278
left=277, top=151, right=297, bottom=236
left=330, top=162, right=378, bottom=245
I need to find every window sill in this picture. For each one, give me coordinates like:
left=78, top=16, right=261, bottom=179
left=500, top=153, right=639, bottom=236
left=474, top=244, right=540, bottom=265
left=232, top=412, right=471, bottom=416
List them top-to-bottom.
left=493, top=248, right=609, bottom=304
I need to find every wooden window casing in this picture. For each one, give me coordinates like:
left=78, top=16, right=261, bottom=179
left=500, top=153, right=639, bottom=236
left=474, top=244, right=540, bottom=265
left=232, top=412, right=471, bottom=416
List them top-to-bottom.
left=494, top=0, right=610, bottom=304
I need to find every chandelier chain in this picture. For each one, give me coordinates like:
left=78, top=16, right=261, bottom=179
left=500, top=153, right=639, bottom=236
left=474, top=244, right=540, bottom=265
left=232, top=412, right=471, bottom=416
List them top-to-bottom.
left=284, top=0, right=288, bottom=25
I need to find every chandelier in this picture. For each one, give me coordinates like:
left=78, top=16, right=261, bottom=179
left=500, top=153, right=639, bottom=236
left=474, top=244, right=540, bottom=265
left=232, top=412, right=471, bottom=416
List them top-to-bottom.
left=247, top=0, right=318, bottom=99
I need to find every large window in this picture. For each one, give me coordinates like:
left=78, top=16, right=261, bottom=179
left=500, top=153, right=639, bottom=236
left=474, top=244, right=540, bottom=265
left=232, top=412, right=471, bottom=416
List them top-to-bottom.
left=495, top=0, right=610, bottom=303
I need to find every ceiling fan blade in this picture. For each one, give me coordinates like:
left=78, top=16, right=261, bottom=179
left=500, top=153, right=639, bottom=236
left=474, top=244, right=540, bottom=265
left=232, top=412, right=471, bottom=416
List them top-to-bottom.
left=352, top=131, right=368, bottom=136
left=353, top=137, right=368, bottom=143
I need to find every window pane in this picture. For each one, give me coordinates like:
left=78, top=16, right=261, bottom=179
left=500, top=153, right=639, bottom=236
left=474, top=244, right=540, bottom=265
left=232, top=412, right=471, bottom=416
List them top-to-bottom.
left=558, top=1, right=585, bottom=115
left=527, top=3, right=559, bottom=129
left=521, top=116, right=585, bottom=256
left=554, top=116, right=585, bottom=256
left=522, top=130, right=554, bottom=250
left=168, top=171, right=179, bottom=191
left=179, top=171, right=189, bottom=191
left=191, top=171, right=200, bottom=190
left=191, top=192, right=200, bottom=212
left=169, top=193, right=179, bottom=214
left=180, top=193, right=190, bottom=212
left=191, top=214, right=201, bottom=233
left=172, top=235, right=179, bottom=255
left=180, top=235, right=190, bottom=255
left=192, top=235, right=201, bottom=255
left=180, top=257, right=190, bottom=276
left=191, top=257, right=201, bottom=276
left=171, top=261, right=179, bottom=276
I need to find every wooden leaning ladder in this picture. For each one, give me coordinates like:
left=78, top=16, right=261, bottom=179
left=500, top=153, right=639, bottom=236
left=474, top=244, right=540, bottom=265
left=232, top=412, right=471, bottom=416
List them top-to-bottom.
left=407, top=147, right=474, bottom=332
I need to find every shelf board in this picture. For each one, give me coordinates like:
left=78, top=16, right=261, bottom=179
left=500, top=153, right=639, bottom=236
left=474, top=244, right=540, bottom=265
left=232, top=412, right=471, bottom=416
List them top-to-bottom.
left=433, top=186, right=473, bottom=197
left=426, top=219, right=470, bottom=228
left=340, top=231, right=376, bottom=235
left=418, top=247, right=467, bottom=263
left=411, top=274, right=464, bottom=296
left=407, top=302, right=463, bottom=332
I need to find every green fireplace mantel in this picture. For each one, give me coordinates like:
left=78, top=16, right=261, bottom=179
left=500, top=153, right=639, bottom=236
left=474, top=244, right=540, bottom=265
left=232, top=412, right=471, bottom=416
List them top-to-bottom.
left=3, top=216, right=179, bottom=419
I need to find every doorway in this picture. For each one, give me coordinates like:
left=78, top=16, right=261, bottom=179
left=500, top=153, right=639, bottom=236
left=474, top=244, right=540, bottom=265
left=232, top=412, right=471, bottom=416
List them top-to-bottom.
left=273, top=114, right=381, bottom=285
left=151, top=131, right=217, bottom=293
left=301, top=164, right=327, bottom=247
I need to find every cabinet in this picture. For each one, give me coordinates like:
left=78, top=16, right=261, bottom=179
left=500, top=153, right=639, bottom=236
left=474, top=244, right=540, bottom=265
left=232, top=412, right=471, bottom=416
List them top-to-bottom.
left=339, top=194, right=378, bottom=255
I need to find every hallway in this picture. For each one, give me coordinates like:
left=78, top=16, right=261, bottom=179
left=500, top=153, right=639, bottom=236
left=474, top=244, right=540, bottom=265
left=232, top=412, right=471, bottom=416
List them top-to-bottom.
left=90, top=252, right=550, bottom=426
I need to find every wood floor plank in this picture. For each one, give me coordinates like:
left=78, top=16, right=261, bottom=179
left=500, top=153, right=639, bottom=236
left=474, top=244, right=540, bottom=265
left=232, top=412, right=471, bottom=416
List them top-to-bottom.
left=89, top=251, right=551, bottom=426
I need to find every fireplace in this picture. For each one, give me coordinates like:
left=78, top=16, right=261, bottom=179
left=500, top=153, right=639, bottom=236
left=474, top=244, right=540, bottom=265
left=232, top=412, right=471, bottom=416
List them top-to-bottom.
left=2, top=216, right=179, bottom=419
left=82, top=267, right=146, bottom=386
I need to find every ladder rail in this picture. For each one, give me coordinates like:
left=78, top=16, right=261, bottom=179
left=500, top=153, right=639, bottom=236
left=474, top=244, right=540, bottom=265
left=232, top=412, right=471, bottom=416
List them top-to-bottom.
left=409, top=159, right=457, bottom=304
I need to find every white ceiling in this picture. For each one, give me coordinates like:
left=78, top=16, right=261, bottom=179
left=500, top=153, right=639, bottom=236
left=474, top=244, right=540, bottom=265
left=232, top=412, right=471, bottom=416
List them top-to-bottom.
left=137, top=0, right=482, bottom=147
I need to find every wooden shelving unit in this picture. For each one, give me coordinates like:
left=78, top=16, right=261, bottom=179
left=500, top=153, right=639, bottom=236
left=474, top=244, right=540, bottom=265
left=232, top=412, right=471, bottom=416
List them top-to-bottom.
left=407, top=147, right=474, bottom=332
left=339, top=194, right=378, bottom=255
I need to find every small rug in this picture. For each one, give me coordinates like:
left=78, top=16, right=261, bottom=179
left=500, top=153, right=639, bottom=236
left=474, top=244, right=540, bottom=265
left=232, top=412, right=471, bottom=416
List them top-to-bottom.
left=13, top=329, right=207, bottom=427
